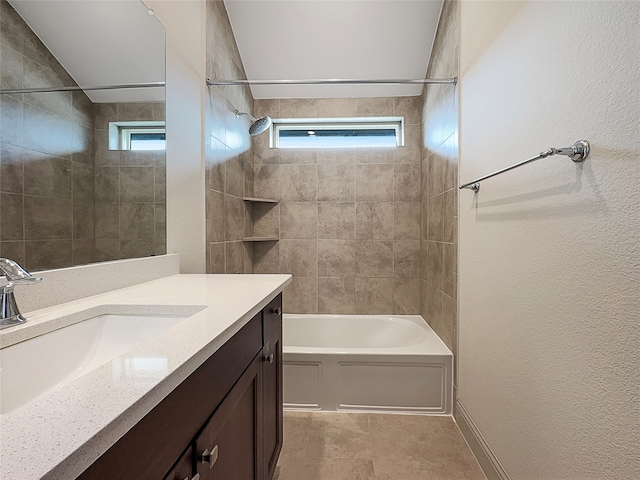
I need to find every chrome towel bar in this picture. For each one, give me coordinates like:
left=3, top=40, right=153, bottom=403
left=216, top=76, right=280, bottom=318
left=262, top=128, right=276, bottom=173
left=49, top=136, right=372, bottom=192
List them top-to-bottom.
left=459, top=140, right=590, bottom=192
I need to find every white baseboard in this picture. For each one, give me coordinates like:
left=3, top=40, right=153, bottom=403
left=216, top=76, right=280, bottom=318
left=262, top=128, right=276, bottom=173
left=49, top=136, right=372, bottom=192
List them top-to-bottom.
left=454, top=399, right=511, bottom=480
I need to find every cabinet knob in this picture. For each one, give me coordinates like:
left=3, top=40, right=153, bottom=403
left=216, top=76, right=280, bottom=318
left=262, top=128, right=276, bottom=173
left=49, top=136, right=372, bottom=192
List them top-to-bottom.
left=272, top=307, right=281, bottom=316
left=264, top=353, right=274, bottom=364
left=201, top=445, right=219, bottom=469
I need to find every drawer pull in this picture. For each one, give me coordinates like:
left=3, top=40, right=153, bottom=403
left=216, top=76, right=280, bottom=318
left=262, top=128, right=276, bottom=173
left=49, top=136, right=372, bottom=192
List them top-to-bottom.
left=272, top=307, right=281, bottom=316
left=264, top=353, right=274, bottom=364
left=201, top=445, right=219, bottom=469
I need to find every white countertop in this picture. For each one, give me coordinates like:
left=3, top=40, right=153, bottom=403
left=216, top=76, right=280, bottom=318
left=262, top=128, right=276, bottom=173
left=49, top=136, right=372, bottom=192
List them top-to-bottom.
left=0, top=274, right=291, bottom=480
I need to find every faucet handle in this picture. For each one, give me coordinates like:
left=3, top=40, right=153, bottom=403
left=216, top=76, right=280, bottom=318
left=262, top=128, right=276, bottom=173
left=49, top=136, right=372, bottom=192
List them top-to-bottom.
left=11, top=276, right=42, bottom=286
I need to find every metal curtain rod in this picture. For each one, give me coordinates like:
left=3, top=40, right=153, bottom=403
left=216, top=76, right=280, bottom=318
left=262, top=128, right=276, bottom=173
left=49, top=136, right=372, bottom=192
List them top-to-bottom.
left=206, top=77, right=457, bottom=86
left=0, top=82, right=166, bottom=95
left=459, top=140, right=590, bottom=192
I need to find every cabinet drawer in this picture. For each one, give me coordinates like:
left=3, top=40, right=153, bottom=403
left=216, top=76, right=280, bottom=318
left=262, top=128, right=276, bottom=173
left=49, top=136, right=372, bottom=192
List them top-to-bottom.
left=262, top=294, right=282, bottom=343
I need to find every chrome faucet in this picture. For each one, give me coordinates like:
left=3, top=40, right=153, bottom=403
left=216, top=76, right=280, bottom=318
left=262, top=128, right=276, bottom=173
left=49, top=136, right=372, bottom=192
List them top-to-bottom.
left=0, top=258, right=42, bottom=330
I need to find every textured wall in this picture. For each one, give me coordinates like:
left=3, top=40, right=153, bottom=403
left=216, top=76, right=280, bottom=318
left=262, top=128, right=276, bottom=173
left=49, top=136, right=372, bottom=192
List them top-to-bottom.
left=0, top=0, right=95, bottom=270
left=205, top=0, right=254, bottom=274
left=420, top=0, right=458, bottom=358
left=459, top=1, right=640, bottom=479
left=252, top=97, right=422, bottom=314
left=93, top=102, right=166, bottom=262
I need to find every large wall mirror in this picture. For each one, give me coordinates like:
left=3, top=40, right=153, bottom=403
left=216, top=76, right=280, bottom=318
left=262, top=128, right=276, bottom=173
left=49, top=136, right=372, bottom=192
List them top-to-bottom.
left=0, top=0, right=166, bottom=271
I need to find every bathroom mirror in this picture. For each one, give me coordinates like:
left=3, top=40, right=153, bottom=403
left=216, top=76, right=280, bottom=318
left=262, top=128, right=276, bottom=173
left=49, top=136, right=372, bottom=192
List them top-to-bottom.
left=0, top=0, right=166, bottom=271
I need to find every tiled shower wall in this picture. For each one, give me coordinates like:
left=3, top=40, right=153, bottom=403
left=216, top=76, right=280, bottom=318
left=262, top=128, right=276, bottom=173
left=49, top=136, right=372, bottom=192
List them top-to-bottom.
left=0, top=0, right=95, bottom=270
left=205, top=0, right=255, bottom=274
left=420, top=0, right=459, bottom=359
left=252, top=98, right=422, bottom=315
left=93, top=102, right=166, bottom=262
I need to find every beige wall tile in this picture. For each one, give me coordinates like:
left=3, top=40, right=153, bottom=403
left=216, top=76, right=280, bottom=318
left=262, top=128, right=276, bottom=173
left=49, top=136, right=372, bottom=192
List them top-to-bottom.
left=355, top=97, right=394, bottom=117
left=394, top=97, right=421, bottom=125
left=316, top=98, right=356, bottom=117
left=280, top=99, right=318, bottom=118
left=393, top=125, right=421, bottom=164
left=279, top=149, right=317, bottom=165
left=316, top=149, right=356, bottom=165
left=355, top=149, right=393, bottom=164
left=225, top=152, right=245, bottom=197
left=254, top=164, right=280, bottom=199
left=280, top=164, right=318, bottom=201
left=318, top=164, right=355, bottom=202
left=356, top=164, right=394, bottom=202
left=393, top=164, right=420, bottom=202
left=120, top=167, right=154, bottom=203
left=444, top=188, right=457, bottom=243
left=207, top=190, right=226, bottom=242
left=1, top=192, right=23, bottom=241
left=427, top=193, right=444, bottom=241
left=225, top=195, right=245, bottom=241
left=24, top=196, right=72, bottom=240
left=280, top=202, right=318, bottom=239
left=356, top=202, right=394, bottom=240
left=394, top=202, right=420, bottom=240
left=94, top=203, right=119, bottom=239
left=119, top=203, right=154, bottom=240
left=251, top=203, right=280, bottom=238
left=318, top=204, right=355, bottom=239
left=120, top=239, right=154, bottom=259
left=279, top=239, right=317, bottom=277
left=318, top=239, right=356, bottom=277
left=25, top=240, right=71, bottom=271
left=225, top=240, right=244, bottom=274
left=355, top=240, right=393, bottom=277
left=394, top=240, right=421, bottom=278
left=253, top=241, right=280, bottom=274
left=426, top=241, right=443, bottom=289
left=208, top=242, right=225, bottom=274
left=443, top=242, right=456, bottom=298
left=283, top=276, right=318, bottom=314
left=318, top=277, right=356, bottom=314
left=355, top=277, right=393, bottom=314
left=393, top=278, right=421, bottom=314
left=426, top=283, right=443, bottom=332
left=441, top=293, right=455, bottom=351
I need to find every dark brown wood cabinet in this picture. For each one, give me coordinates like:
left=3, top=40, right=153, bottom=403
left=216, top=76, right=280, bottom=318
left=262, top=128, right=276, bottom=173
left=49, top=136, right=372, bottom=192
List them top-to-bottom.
left=77, top=293, right=283, bottom=480
left=262, top=324, right=283, bottom=480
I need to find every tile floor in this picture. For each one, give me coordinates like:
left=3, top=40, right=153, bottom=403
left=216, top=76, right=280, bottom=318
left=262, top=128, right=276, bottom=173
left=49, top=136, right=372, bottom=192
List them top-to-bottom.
left=276, top=411, right=486, bottom=480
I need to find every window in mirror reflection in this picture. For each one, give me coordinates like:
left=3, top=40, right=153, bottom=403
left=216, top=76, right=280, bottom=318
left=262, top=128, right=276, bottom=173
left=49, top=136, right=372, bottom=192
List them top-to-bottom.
left=109, top=121, right=166, bottom=150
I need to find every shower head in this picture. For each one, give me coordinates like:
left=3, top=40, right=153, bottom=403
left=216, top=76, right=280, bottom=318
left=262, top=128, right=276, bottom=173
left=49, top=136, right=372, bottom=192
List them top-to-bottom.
left=235, top=110, right=272, bottom=136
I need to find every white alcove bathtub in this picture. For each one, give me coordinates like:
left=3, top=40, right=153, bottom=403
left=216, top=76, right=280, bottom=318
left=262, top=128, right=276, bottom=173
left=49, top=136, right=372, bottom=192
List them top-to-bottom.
left=283, top=314, right=453, bottom=415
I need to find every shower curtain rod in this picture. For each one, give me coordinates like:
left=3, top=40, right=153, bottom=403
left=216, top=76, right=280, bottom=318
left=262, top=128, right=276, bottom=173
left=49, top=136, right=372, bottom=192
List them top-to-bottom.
left=206, top=77, right=457, bottom=86
left=0, top=82, right=166, bottom=95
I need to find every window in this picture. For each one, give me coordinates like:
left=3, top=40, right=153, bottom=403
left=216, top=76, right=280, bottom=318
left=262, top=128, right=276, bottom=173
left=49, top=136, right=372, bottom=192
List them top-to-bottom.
left=271, top=117, right=404, bottom=149
left=109, top=121, right=166, bottom=151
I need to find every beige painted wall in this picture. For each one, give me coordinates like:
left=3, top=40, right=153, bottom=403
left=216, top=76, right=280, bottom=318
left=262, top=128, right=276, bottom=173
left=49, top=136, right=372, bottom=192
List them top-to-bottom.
left=459, top=1, right=639, bottom=479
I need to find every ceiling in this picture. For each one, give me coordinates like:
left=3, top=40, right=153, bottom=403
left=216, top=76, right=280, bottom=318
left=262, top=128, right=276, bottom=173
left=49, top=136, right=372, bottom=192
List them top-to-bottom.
left=8, top=0, right=165, bottom=103
left=224, top=0, right=444, bottom=99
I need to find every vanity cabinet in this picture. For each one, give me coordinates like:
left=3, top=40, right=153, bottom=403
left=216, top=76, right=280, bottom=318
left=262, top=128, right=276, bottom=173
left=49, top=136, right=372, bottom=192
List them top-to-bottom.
left=77, top=293, right=283, bottom=480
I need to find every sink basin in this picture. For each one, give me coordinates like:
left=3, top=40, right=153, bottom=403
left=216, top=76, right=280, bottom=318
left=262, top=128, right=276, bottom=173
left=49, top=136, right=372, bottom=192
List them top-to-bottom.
left=0, top=305, right=205, bottom=414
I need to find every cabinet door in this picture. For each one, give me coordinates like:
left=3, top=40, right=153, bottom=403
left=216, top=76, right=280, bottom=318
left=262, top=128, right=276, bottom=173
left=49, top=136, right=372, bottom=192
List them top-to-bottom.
left=262, top=324, right=283, bottom=480
left=195, top=354, right=263, bottom=480
left=163, top=446, right=195, bottom=480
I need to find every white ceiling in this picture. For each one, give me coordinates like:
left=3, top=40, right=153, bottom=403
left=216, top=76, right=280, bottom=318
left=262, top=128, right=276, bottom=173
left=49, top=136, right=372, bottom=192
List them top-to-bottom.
left=8, top=0, right=165, bottom=103
left=224, top=0, right=444, bottom=99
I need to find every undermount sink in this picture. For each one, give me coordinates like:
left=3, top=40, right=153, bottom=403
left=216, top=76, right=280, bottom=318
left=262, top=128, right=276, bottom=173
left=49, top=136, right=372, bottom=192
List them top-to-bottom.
left=0, top=305, right=206, bottom=414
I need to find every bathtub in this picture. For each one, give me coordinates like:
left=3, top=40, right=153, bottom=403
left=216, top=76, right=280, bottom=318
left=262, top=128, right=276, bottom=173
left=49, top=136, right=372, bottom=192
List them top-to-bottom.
left=283, top=314, right=453, bottom=414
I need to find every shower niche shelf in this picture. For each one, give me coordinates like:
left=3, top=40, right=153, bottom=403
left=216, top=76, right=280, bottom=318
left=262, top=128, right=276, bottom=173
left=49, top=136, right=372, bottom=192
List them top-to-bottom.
left=243, top=196, right=279, bottom=204
left=243, top=197, right=280, bottom=243
left=243, top=237, right=279, bottom=242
